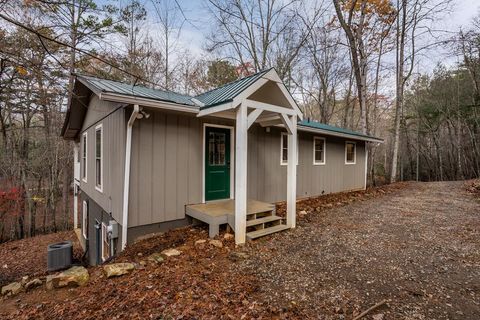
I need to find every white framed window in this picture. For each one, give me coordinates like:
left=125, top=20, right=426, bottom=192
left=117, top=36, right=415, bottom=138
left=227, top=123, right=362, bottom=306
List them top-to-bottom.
left=95, top=124, right=103, bottom=192
left=82, top=132, right=87, bottom=182
left=280, top=132, right=299, bottom=166
left=313, top=137, right=326, bottom=165
left=345, top=141, right=356, bottom=164
left=82, top=200, right=88, bottom=239
left=101, top=222, right=110, bottom=262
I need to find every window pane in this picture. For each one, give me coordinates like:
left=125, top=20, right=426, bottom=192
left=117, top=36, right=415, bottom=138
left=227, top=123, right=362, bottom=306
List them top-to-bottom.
left=96, top=130, right=101, bottom=158
left=208, top=132, right=226, bottom=166
left=282, top=134, right=288, bottom=162
left=314, top=139, right=324, bottom=162
left=346, top=143, right=355, bottom=162
left=96, top=159, right=101, bottom=185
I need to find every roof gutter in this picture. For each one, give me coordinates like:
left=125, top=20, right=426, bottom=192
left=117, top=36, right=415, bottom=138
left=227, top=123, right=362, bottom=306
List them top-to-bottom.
left=99, top=92, right=199, bottom=114
left=121, top=104, right=141, bottom=251
left=297, top=125, right=384, bottom=143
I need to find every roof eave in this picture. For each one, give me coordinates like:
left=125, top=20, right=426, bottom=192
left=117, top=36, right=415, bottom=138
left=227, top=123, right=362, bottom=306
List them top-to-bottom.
left=99, top=92, right=199, bottom=114
left=297, top=125, right=384, bottom=143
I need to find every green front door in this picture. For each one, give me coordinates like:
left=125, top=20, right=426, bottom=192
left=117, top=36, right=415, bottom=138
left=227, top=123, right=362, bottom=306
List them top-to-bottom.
left=205, top=126, right=231, bottom=201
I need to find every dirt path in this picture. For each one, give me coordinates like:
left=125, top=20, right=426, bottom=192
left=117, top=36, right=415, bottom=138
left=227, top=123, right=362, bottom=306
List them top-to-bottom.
left=241, top=181, right=480, bottom=319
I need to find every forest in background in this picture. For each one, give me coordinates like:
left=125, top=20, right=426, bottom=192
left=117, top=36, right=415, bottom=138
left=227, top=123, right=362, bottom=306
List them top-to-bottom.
left=0, top=0, right=479, bottom=242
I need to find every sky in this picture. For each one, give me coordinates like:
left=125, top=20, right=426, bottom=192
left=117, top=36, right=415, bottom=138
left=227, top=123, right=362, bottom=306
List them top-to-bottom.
left=104, top=0, right=480, bottom=75
left=170, top=0, right=480, bottom=69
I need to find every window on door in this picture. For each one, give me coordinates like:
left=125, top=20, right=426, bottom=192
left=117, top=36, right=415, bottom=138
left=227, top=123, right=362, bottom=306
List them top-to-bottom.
left=208, top=131, right=226, bottom=166
left=82, top=200, right=88, bottom=239
left=101, top=223, right=110, bottom=261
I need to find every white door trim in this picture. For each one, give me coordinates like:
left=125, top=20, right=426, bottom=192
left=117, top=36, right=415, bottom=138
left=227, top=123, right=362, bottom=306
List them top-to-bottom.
left=202, top=123, right=235, bottom=203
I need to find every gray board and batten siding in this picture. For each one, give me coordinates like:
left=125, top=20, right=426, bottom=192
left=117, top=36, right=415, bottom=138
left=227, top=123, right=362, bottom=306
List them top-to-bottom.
left=79, top=96, right=126, bottom=225
left=79, top=99, right=366, bottom=238
left=127, top=107, right=366, bottom=228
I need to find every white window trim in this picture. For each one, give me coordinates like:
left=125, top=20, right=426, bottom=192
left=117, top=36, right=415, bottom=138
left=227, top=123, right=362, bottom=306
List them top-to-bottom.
left=95, top=124, right=103, bottom=193
left=82, top=132, right=88, bottom=183
left=280, top=132, right=299, bottom=166
left=313, top=136, right=326, bottom=165
left=345, top=141, right=357, bottom=165
left=82, top=200, right=88, bottom=239
left=101, top=222, right=109, bottom=262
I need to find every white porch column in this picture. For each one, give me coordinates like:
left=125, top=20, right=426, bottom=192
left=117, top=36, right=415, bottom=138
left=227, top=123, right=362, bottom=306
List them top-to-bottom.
left=235, top=103, right=248, bottom=244
left=286, top=115, right=297, bottom=228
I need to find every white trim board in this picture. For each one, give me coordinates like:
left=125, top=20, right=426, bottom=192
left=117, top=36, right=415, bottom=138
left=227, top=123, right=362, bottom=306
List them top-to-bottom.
left=202, top=123, right=235, bottom=203
left=298, top=125, right=383, bottom=143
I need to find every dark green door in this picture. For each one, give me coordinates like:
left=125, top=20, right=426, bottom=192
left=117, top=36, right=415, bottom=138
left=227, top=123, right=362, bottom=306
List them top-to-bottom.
left=205, top=127, right=230, bottom=201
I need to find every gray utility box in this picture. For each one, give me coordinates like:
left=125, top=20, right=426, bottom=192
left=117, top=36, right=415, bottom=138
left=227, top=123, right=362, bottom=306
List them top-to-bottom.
left=47, top=241, right=73, bottom=272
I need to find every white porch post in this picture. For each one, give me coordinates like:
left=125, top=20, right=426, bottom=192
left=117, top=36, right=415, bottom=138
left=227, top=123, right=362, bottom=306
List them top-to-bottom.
left=235, top=103, right=248, bottom=244
left=286, top=115, right=297, bottom=228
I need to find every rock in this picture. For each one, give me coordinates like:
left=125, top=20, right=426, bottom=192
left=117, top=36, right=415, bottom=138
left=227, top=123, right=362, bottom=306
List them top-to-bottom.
left=299, top=210, right=307, bottom=216
left=223, top=233, right=234, bottom=240
left=195, top=239, right=207, bottom=245
left=209, top=239, right=223, bottom=248
left=161, top=248, right=181, bottom=257
left=229, top=251, right=249, bottom=262
left=137, top=252, right=143, bottom=257
left=147, top=253, right=165, bottom=264
left=139, top=260, right=147, bottom=266
left=103, top=263, right=135, bottom=278
left=46, top=266, right=89, bottom=290
left=20, top=276, right=29, bottom=286
left=25, top=279, right=42, bottom=291
left=1, top=282, right=23, bottom=296
left=372, top=314, right=384, bottom=320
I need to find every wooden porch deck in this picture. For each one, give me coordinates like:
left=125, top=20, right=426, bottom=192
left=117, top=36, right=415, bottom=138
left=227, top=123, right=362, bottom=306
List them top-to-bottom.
left=186, top=199, right=278, bottom=238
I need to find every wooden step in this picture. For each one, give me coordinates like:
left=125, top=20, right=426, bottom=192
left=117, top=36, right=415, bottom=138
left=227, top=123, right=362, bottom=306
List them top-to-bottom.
left=246, top=210, right=273, bottom=220
left=246, top=215, right=283, bottom=227
left=246, top=224, right=290, bottom=240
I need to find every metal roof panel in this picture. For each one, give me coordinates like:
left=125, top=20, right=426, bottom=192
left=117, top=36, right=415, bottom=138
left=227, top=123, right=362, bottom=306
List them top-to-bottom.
left=196, top=68, right=272, bottom=108
left=77, top=75, right=196, bottom=106
left=298, top=120, right=383, bottom=142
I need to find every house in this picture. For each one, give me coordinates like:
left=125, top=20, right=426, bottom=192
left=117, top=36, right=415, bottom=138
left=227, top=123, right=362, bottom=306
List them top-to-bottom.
left=61, top=68, right=382, bottom=265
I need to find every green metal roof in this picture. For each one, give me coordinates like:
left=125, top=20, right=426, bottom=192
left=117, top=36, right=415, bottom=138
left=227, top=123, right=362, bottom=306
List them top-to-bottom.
left=195, top=68, right=272, bottom=108
left=69, top=73, right=383, bottom=142
left=77, top=75, right=196, bottom=107
left=299, top=120, right=383, bottom=142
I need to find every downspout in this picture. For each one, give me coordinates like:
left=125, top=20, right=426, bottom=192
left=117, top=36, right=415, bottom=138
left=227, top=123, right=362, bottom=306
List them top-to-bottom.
left=121, top=104, right=140, bottom=250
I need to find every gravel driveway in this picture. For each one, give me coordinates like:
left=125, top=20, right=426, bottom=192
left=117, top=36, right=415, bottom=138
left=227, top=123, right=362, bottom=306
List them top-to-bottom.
left=240, top=181, right=480, bottom=319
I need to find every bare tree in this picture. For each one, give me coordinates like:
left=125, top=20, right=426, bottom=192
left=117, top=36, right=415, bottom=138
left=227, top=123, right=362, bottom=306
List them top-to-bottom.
left=206, top=0, right=311, bottom=80
left=332, top=0, right=395, bottom=134
left=390, top=0, right=451, bottom=183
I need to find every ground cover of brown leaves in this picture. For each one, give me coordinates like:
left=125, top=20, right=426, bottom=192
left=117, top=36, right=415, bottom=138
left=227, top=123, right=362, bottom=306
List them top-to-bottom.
left=1, top=181, right=479, bottom=319
left=0, top=231, right=83, bottom=287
